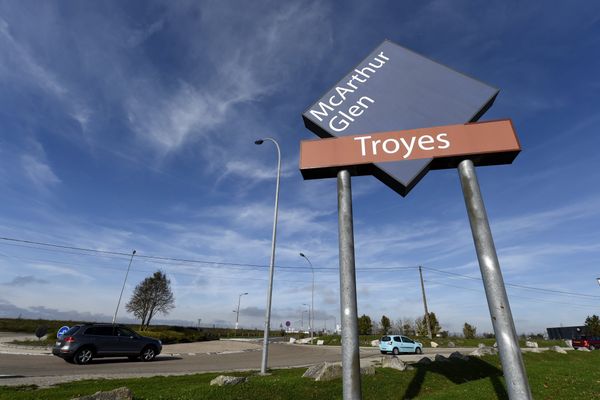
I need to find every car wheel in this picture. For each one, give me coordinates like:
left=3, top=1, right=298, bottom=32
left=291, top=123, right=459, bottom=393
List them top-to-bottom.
left=590, top=345, right=596, bottom=350
left=141, top=346, right=157, bottom=362
left=392, top=347, right=400, bottom=355
left=415, top=347, right=423, bottom=354
left=73, top=348, right=93, bottom=365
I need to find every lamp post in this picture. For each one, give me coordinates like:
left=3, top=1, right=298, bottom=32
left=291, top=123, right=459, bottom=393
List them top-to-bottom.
left=255, top=137, right=281, bottom=375
left=112, top=250, right=136, bottom=325
left=300, top=253, right=315, bottom=343
left=596, top=278, right=600, bottom=287
left=234, top=292, right=248, bottom=330
left=302, top=303, right=311, bottom=333
left=301, top=309, right=308, bottom=329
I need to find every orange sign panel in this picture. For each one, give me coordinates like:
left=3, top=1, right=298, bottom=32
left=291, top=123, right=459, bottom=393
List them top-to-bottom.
left=300, top=119, right=520, bottom=179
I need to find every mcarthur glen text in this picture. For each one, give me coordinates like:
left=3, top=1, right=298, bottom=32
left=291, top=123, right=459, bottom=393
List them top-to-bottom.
left=308, top=52, right=389, bottom=132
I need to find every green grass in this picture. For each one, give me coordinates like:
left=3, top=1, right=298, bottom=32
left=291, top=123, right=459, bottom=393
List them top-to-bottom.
left=1, top=351, right=598, bottom=399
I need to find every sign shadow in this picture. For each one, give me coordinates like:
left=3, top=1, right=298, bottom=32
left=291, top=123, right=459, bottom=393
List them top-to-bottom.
left=402, top=357, right=507, bottom=399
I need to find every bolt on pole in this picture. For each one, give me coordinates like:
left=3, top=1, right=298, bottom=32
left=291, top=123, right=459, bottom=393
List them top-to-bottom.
left=458, top=159, right=532, bottom=400
left=337, top=169, right=362, bottom=400
left=419, top=266, right=433, bottom=339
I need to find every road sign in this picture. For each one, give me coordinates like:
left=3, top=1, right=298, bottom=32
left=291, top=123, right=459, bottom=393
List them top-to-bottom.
left=302, top=39, right=498, bottom=196
left=300, top=40, right=532, bottom=400
left=300, top=120, right=520, bottom=176
left=285, top=321, right=291, bottom=327
left=57, top=326, right=69, bottom=338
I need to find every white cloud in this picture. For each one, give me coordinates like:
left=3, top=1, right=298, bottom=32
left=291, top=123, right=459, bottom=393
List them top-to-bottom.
left=0, top=16, right=90, bottom=129
left=20, top=154, right=61, bottom=189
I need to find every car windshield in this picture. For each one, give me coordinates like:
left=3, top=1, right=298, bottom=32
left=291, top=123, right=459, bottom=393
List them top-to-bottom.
left=381, top=336, right=391, bottom=341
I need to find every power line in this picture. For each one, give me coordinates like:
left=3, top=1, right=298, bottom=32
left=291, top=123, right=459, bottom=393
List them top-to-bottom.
left=0, top=236, right=416, bottom=272
left=3, top=236, right=598, bottom=300
left=424, top=265, right=600, bottom=300
left=424, top=278, right=594, bottom=310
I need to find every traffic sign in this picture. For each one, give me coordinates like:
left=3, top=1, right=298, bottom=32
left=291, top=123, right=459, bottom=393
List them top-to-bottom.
left=285, top=321, right=291, bottom=327
left=57, top=326, right=69, bottom=338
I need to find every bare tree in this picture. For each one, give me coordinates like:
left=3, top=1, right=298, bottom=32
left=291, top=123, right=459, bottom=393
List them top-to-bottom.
left=126, top=270, right=175, bottom=330
left=402, top=317, right=415, bottom=336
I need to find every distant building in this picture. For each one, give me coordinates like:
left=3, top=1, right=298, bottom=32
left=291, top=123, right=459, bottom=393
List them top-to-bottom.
left=546, top=326, right=585, bottom=340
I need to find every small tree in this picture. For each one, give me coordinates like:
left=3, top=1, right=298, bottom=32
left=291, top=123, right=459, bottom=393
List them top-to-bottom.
left=126, top=270, right=175, bottom=330
left=415, top=312, right=442, bottom=337
left=426, top=312, right=442, bottom=337
left=358, top=314, right=372, bottom=335
left=380, top=315, right=391, bottom=335
left=584, top=315, right=600, bottom=336
left=414, top=317, right=425, bottom=337
left=393, top=318, right=404, bottom=334
left=402, top=318, right=415, bottom=336
left=463, top=322, right=477, bottom=339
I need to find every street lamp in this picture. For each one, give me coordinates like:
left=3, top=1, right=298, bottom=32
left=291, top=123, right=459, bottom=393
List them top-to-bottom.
left=255, top=137, right=281, bottom=375
left=112, top=250, right=136, bottom=325
left=300, top=253, right=315, bottom=344
left=597, top=278, right=600, bottom=286
left=234, top=292, right=248, bottom=330
left=302, top=303, right=311, bottom=333
left=301, top=309, right=308, bottom=329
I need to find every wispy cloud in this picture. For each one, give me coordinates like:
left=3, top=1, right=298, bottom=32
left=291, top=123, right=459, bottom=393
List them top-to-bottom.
left=0, top=16, right=90, bottom=130
left=20, top=154, right=61, bottom=189
left=2, top=275, right=49, bottom=286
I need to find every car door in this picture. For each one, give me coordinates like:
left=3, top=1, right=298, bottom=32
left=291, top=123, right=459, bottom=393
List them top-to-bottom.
left=84, top=326, right=120, bottom=355
left=116, top=327, right=144, bottom=355
left=392, top=336, right=403, bottom=352
left=401, top=336, right=415, bottom=352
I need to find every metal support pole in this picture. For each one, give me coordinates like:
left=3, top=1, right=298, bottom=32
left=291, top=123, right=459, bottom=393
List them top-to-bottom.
left=258, top=137, right=281, bottom=375
left=458, top=159, right=532, bottom=400
left=337, top=169, right=362, bottom=400
left=112, top=250, right=136, bottom=325
left=300, top=253, right=315, bottom=344
left=418, top=266, right=432, bottom=339
left=235, top=292, right=248, bottom=331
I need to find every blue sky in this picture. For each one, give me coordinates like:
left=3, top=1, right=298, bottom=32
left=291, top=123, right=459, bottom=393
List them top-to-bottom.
left=1, top=0, right=599, bottom=335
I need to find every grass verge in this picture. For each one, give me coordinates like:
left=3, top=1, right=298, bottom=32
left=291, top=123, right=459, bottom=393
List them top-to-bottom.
left=317, top=334, right=565, bottom=348
left=0, top=351, right=598, bottom=399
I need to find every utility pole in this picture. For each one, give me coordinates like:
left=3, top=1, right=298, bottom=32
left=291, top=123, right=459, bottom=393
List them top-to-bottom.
left=419, top=266, right=432, bottom=339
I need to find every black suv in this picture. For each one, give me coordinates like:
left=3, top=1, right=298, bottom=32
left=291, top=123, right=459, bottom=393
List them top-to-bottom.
left=52, top=323, right=162, bottom=364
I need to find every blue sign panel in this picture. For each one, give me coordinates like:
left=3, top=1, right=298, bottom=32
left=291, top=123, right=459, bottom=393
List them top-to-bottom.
left=302, top=40, right=499, bottom=196
left=57, top=326, right=69, bottom=338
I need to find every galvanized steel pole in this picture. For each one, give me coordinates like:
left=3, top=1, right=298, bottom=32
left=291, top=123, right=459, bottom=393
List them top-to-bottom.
left=256, top=138, right=281, bottom=375
left=458, top=159, right=532, bottom=400
left=337, top=169, right=362, bottom=400
left=112, top=250, right=136, bottom=325
left=300, top=253, right=315, bottom=344
left=418, top=266, right=433, bottom=339
left=235, top=292, right=248, bottom=331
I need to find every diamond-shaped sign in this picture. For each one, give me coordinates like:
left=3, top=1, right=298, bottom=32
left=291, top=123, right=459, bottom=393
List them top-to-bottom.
left=302, top=40, right=499, bottom=196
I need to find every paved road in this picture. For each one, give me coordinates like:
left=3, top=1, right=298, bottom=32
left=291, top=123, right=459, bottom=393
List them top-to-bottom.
left=0, top=341, right=475, bottom=387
